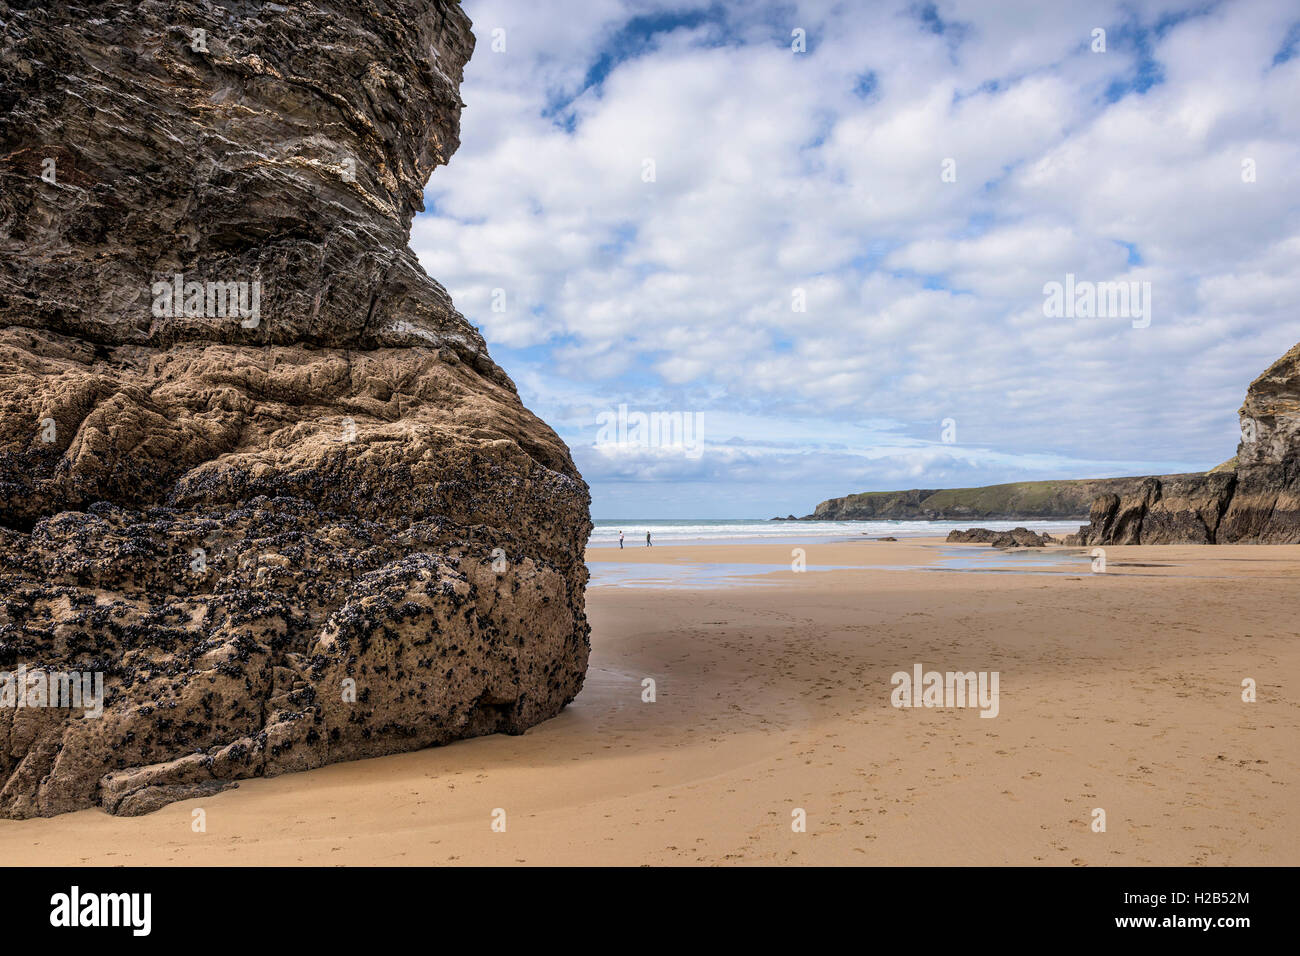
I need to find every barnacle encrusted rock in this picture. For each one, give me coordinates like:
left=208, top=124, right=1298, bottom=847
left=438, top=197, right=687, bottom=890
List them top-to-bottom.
left=0, top=0, right=591, bottom=817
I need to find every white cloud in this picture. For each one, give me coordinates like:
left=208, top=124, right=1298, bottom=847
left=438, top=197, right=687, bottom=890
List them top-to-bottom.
left=411, top=0, right=1300, bottom=515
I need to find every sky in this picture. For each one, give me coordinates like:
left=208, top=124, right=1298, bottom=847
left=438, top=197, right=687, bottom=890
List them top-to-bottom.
left=412, top=0, right=1300, bottom=519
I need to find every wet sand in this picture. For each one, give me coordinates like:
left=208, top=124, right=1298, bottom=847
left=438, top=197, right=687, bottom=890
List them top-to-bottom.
left=2, top=537, right=1296, bottom=865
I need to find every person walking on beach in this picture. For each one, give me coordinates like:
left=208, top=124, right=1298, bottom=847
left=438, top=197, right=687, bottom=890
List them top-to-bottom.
left=619, top=530, right=624, bottom=549
left=646, top=531, right=652, bottom=547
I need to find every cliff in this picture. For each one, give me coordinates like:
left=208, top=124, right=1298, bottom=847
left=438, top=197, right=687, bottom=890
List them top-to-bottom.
left=0, top=0, right=591, bottom=817
left=1072, top=341, right=1300, bottom=545
left=808, top=476, right=1199, bottom=522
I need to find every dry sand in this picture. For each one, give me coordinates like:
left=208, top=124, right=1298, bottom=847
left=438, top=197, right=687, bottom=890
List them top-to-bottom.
left=2, top=537, right=1296, bottom=865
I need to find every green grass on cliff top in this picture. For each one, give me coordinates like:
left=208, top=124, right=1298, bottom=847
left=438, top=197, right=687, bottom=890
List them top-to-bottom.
left=835, top=476, right=1199, bottom=514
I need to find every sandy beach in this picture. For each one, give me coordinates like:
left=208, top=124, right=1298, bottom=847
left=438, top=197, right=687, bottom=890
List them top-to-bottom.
left=1, top=537, right=1295, bottom=866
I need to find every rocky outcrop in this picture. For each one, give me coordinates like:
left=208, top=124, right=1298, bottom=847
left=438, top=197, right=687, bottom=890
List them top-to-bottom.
left=0, top=0, right=591, bottom=818
left=1071, top=341, right=1300, bottom=545
left=1071, top=473, right=1237, bottom=545
left=946, top=527, right=1049, bottom=547
left=946, top=528, right=1000, bottom=543
left=989, top=528, right=1047, bottom=548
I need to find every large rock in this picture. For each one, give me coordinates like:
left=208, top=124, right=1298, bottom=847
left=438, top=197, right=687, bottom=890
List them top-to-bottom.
left=0, top=0, right=591, bottom=817
left=1072, top=341, right=1300, bottom=544
left=1216, top=341, right=1300, bottom=542
left=1216, top=464, right=1300, bottom=542
left=1136, top=472, right=1237, bottom=544
left=1072, top=479, right=1160, bottom=546
left=947, top=527, right=1049, bottom=547
left=988, top=527, right=1047, bottom=548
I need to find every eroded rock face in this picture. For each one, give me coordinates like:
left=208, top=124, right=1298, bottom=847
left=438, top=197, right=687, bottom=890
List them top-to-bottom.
left=0, top=0, right=591, bottom=817
left=0, top=0, right=481, bottom=355
left=1071, top=341, right=1300, bottom=545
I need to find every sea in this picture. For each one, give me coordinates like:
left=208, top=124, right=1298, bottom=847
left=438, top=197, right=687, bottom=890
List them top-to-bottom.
left=588, top=518, right=1084, bottom=548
